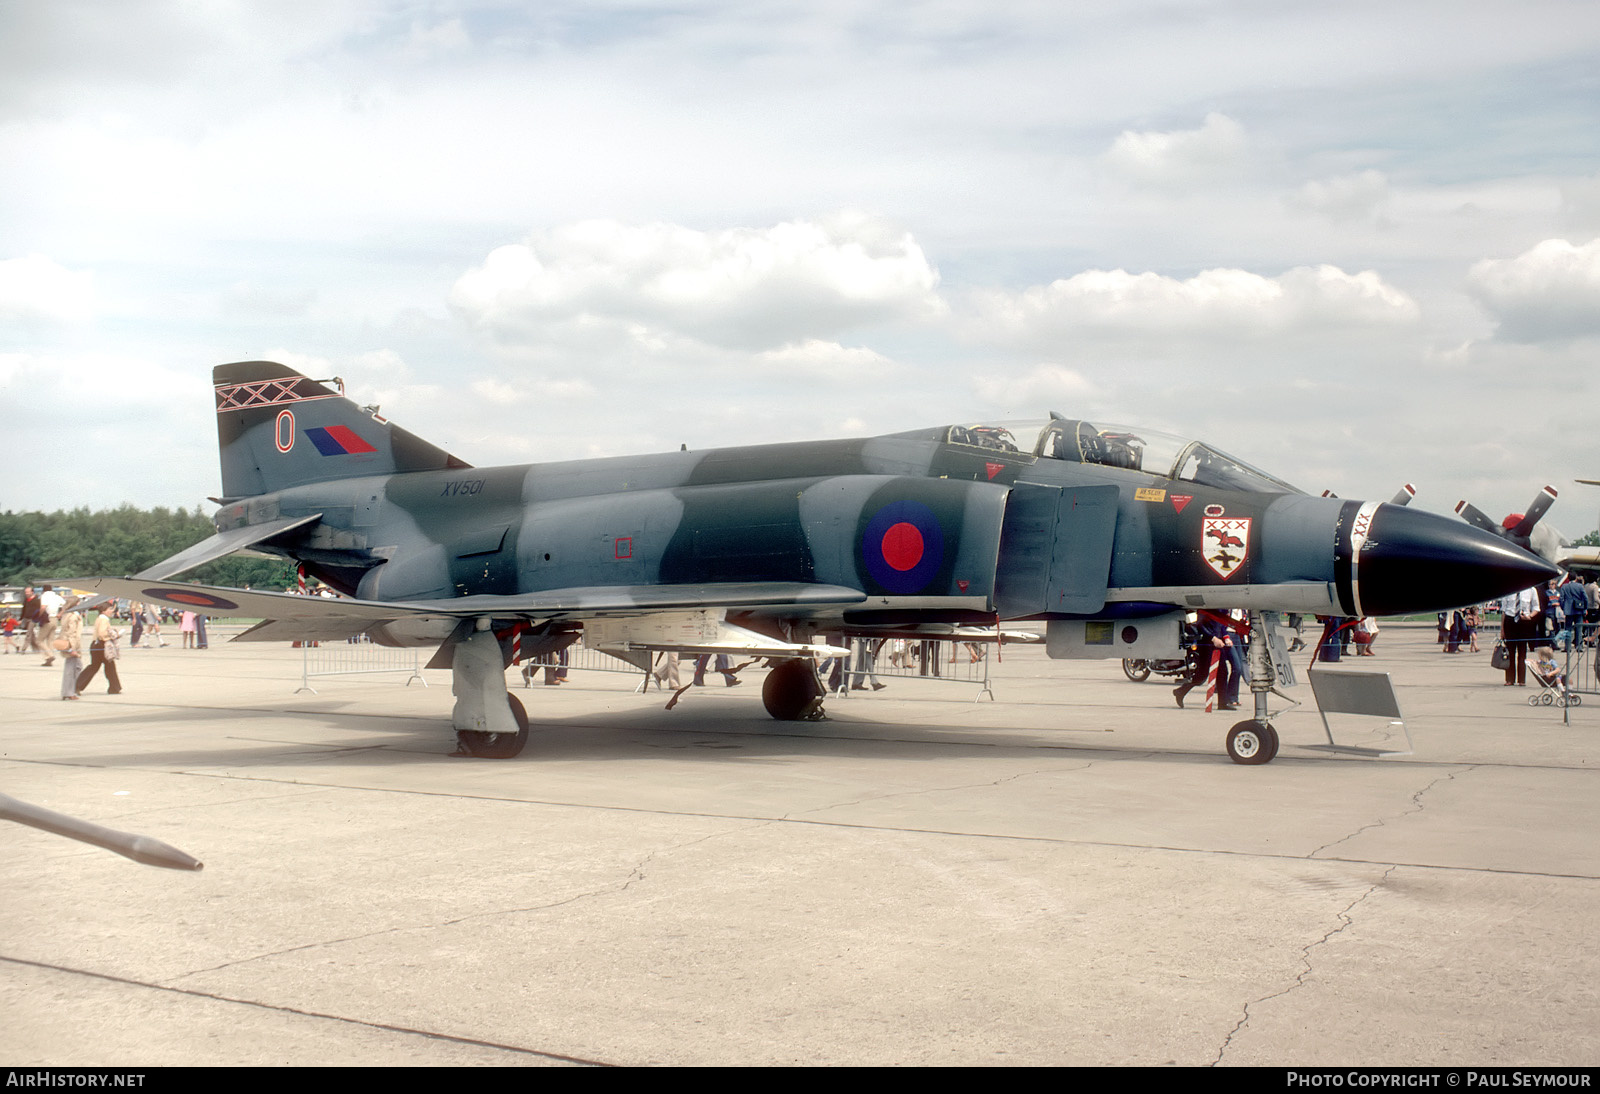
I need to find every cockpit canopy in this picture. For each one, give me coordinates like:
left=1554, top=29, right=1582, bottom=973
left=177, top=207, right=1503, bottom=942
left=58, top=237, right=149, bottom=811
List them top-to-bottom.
left=944, top=418, right=1303, bottom=495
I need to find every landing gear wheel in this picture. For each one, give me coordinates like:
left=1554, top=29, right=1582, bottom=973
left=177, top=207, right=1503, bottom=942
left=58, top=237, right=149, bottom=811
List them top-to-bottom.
left=762, top=659, right=825, bottom=721
left=1121, top=659, right=1151, bottom=682
left=457, top=693, right=530, bottom=759
left=1226, top=720, right=1279, bottom=765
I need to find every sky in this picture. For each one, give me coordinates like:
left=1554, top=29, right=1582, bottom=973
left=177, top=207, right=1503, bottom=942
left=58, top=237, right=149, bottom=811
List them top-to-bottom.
left=4, top=0, right=1599, bottom=536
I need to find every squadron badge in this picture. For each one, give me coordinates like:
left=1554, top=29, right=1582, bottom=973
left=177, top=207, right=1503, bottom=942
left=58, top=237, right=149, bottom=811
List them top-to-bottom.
left=1202, top=517, right=1251, bottom=580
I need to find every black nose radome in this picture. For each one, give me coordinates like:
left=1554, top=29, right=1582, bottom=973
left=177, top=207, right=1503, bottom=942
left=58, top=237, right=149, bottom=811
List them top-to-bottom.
left=1350, top=504, right=1558, bottom=617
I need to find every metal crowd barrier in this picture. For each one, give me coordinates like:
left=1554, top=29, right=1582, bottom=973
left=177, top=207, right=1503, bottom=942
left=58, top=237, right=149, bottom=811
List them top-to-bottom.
left=1514, top=618, right=1596, bottom=728
left=1562, top=620, right=1596, bottom=696
left=297, top=635, right=427, bottom=694
left=515, top=636, right=997, bottom=701
left=829, top=638, right=995, bottom=702
left=518, top=641, right=652, bottom=687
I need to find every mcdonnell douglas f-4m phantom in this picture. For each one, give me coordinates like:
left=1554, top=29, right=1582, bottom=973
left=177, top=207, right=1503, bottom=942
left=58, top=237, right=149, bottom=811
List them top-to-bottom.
left=78, top=362, right=1556, bottom=764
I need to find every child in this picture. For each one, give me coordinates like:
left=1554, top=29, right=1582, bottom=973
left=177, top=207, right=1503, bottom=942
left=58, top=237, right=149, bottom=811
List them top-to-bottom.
left=1531, top=646, right=1570, bottom=700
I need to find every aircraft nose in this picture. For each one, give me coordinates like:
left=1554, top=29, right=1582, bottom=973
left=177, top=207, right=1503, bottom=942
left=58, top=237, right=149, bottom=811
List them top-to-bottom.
left=1351, top=503, right=1559, bottom=616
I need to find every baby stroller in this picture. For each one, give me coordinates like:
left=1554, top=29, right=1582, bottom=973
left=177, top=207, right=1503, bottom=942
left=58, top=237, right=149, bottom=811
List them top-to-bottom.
left=1529, top=649, right=1582, bottom=707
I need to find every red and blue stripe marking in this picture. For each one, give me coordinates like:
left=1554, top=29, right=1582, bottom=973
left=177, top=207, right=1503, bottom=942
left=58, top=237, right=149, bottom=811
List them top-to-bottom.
left=304, top=425, right=377, bottom=457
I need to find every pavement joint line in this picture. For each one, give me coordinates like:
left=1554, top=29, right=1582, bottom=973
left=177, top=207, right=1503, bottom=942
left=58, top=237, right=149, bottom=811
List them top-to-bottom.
left=0, top=953, right=613, bottom=1067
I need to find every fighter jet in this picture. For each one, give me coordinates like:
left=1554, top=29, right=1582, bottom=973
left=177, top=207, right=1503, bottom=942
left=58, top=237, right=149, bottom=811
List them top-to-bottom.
left=74, top=362, right=1557, bottom=764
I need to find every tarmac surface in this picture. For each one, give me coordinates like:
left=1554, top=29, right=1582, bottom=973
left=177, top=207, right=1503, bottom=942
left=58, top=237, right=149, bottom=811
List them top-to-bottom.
left=2, top=622, right=1596, bottom=1067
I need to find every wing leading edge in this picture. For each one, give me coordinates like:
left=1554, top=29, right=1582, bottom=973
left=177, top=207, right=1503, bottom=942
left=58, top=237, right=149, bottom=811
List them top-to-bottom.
left=68, top=576, right=869, bottom=643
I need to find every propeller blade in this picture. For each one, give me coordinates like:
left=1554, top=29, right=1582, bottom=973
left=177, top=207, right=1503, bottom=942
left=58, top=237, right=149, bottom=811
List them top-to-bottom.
left=1389, top=484, right=1416, bottom=507
left=1510, top=486, right=1558, bottom=538
left=1455, top=499, right=1499, bottom=533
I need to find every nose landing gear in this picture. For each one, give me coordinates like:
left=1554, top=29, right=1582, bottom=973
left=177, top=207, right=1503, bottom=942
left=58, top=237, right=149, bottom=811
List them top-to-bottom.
left=1226, top=719, right=1279, bottom=765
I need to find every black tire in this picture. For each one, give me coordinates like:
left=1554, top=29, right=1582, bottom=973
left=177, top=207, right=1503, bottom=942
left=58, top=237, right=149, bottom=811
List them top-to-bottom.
left=762, top=659, right=824, bottom=721
left=1122, top=659, right=1151, bottom=683
left=457, top=693, right=530, bottom=759
left=1226, top=721, right=1279, bottom=765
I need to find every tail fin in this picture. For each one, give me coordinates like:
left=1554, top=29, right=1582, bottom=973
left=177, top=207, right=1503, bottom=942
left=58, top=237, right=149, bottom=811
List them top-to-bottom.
left=214, top=361, right=470, bottom=499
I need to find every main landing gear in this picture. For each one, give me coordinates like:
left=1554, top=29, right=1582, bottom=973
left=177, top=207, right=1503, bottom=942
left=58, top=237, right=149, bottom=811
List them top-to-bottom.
left=450, top=625, right=532, bottom=759
left=761, top=658, right=826, bottom=721
left=457, top=693, right=529, bottom=758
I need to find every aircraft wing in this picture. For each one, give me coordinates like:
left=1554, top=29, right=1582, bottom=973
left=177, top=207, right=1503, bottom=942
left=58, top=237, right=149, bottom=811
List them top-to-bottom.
left=67, top=576, right=869, bottom=635
left=390, top=582, right=868, bottom=617
left=842, top=624, right=1045, bottom=643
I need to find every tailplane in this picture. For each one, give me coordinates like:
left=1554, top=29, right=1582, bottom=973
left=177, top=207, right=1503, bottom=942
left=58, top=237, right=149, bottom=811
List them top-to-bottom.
left=214, top=361, right=470, bottom=499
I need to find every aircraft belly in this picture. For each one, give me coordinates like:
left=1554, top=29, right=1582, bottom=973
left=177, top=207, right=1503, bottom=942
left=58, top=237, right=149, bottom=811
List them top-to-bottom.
left=1104, top=582, right=1341, bottom=613
left=585, top=612, right=847, bottom=659
left=1045, top=612, right=1185, bottom=660
left=367, top=618, right=460, bottom=647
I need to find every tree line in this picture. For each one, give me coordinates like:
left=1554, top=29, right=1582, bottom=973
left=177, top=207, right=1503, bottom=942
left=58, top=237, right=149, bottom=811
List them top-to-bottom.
left=0, top=506, right=296, bottom=589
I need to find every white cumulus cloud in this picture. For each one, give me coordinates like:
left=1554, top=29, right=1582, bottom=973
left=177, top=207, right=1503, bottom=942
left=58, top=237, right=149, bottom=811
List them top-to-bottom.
left=1102, top=113, right=1248, bottom=186
left=1289, top=169, right=1391, bottom=223
left=449, top=214, right=944, bottom=353
left=1466, top=237, right=1600, bottom=341
left=0, top=253, right=95, bottom=323
left=969, top=263, right=1418, bottom=347
left=754, top=339, right=897, bottom=376
left=974, top=363, right=1097, bottom=409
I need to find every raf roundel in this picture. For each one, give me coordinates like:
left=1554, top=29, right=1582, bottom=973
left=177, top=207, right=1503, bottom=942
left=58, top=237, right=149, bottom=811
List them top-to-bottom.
left=861, top=500, right=945, bottom=594
left=144, top=588, right=240, bottom=612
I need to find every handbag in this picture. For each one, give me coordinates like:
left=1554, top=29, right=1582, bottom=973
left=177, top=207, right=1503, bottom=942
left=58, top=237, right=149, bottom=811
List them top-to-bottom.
left=52, top=636, right=70, bottom=651
left=1490, top=641, right=1509, bottom=671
